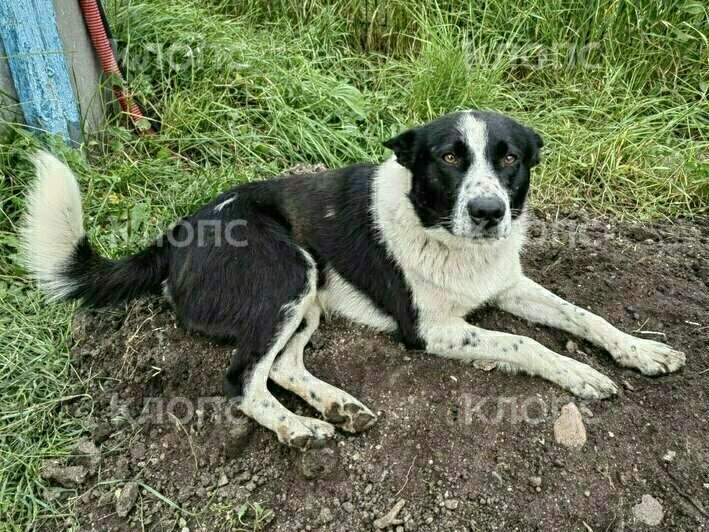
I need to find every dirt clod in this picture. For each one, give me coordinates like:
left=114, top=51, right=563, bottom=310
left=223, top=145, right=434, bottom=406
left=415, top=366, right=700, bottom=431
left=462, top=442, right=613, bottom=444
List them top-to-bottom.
left=63, top=214, right=707, bottom=530
left=224, top=417, right=253, bottom=460
left=73, top=441, right=101, bottom=474
left=296, top=445, right=339, bottom=479
left=40, top=461, right=87, bottom=488
left=116, top=482, right=139, bottom=518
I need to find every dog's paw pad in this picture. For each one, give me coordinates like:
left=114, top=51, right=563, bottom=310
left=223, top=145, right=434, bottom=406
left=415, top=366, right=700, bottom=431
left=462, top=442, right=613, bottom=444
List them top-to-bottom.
left=325, top=402, right=377, bottom=433
left=324, top=404, right=347, bottom=423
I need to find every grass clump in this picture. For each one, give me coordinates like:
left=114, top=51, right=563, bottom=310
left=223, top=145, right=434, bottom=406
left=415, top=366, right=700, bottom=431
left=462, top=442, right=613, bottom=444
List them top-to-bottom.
left=0, top=0, right=706, bottom=527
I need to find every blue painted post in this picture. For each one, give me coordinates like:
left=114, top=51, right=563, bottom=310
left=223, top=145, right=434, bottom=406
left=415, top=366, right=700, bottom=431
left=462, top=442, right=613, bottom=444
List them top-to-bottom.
left=0, top=0, right=81, bottom=142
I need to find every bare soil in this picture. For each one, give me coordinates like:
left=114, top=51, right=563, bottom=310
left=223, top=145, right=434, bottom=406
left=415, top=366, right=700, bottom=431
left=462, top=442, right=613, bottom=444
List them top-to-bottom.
left=54, top=212, right=707, bottom=531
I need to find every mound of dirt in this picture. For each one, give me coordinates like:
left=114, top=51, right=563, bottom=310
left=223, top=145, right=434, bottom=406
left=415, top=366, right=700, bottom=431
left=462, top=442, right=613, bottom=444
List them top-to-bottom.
left=56, top=213, right=707, bottom=531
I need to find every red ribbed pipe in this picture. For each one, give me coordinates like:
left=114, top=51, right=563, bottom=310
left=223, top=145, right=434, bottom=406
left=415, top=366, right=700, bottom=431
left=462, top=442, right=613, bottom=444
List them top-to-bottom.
left=79, top=0, right=155, bottom=134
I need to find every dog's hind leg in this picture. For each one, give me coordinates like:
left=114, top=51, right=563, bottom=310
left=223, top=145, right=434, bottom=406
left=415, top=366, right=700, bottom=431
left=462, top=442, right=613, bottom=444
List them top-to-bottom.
left=221, top=252, right=335, bottom=448
left=269, top=304, right=377, bottom=433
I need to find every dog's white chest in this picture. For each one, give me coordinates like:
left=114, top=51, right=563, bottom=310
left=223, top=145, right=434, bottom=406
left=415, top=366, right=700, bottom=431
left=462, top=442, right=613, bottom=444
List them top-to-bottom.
left=388, top=225, right=523, bottom=319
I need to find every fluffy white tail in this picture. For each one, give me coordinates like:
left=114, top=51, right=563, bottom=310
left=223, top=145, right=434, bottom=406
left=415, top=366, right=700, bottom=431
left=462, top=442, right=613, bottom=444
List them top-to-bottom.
left=20, top=151, right=85, bottom=300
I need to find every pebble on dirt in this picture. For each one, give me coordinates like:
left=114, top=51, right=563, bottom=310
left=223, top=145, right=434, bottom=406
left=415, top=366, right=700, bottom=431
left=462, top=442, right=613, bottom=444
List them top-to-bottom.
left=553, top=403, right=587, bottom=449
left=662, top=450, right=676, bottom=462
left=40, top=460, right=87, bottom=488
left=116, top=481, right=140, bottom=518
left=632, top=494, right=664, bottom=526
left=374, top=499, right=407, bottom=529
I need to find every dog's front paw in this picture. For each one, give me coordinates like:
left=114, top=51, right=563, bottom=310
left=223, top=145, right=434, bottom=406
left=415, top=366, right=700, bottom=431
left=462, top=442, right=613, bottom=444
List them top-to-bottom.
left=609, top=335, right=686, bottom=376
left=555, top=358, right=618, bottom=400
left=277, top=416, right=335, bottom=449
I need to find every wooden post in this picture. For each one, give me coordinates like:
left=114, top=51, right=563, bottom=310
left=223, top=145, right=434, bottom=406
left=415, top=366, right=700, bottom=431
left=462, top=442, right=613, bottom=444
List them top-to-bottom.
left=0, top=0, right=82, bottom=142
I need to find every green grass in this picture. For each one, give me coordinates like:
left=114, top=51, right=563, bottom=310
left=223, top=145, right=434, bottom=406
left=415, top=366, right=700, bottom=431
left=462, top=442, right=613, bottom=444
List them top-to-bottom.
left=0, top=0, right=707, bottom=527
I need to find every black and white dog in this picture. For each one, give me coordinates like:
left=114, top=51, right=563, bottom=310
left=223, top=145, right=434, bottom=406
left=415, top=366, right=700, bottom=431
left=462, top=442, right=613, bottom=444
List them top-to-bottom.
left=22, top=111, right=685, bottom=447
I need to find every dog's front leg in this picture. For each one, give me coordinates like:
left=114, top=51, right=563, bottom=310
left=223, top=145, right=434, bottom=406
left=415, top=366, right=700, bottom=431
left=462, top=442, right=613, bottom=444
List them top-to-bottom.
left=494, top=276, right=685, bottom=375
left=422, top=318, right=618, bottom=399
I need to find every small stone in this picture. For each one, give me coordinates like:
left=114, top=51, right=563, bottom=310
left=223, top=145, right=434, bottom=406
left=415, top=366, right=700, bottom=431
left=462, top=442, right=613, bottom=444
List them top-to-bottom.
left=565, top=340, right=578, bottom=354
left=473, top=360, right=497, bottom=371
left=623, top=380, right=636, bottom=391
left=554, top=403, right=587, bottom=449
left=579, top=406, right=594, bottom=418
left=92, top=422, right=114, bottom=444
left=297, top=445, right=339, bottom=480
left=662, top=450, right=676, bottom=462
left=40, top=460, right=87, bottom=488
left=217, top=473, right=229, bottom=487
left=528, top=476, right=542, bottom=488
left=116, top=482, right=139, bottom=518
left=584, top=490, right=591, bottom=497
left=632, top=494, right=663, bottom=526
left=444, top=499, right=459, bottom=510
left=374, top=500, right=406, bottom=529
left=318, top=507, right=333, bottom=524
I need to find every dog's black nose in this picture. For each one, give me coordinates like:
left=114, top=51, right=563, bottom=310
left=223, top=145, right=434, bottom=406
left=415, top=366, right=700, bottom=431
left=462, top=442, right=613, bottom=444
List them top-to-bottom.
left=467, top=196, right=506, bottom=227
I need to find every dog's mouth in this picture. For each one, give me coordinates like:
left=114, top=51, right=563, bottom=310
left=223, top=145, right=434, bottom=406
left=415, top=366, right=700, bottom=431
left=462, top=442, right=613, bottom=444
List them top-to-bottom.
left=460, top=220, right=511, bottom=241
left=444, top=224, right=510, bottom=243
left=469, top=228, right=509, bottom=241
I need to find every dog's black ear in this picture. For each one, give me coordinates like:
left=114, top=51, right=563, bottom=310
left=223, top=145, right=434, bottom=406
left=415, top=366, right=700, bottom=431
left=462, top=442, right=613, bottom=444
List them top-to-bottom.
left=383, top=127, right=418, bottom=169
left=527, top=128, right=543, bottom=168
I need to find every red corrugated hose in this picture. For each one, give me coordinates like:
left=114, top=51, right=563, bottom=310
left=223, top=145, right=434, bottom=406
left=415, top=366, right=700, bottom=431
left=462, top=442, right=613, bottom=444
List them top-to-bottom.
left=79, top=0, right=156, bottom=135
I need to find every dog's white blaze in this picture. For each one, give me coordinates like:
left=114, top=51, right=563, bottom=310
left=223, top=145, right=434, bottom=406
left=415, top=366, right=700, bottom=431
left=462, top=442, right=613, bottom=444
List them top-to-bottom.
left=452, top=113, right=512, bottom=238
left=20, top=151, right=85, bottom=300
left=371, top=156, right=525, bottom=339
left=318, top=267, right=397, bottom=332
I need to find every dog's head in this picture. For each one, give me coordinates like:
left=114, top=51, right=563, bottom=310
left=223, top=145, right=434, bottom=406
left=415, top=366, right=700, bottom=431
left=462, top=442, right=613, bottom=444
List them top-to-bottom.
left=383, top=111, right=543, bottom=240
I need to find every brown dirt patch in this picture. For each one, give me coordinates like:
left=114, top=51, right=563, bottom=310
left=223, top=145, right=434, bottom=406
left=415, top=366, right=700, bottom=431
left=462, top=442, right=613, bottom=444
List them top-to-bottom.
left=55, top=213, right=707, bottom=531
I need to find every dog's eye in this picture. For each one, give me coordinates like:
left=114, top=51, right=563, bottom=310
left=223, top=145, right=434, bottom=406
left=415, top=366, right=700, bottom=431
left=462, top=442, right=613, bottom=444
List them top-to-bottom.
left=442, top=153, right=457, bottom=164
left=503, top=154, right=518, bottom=165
